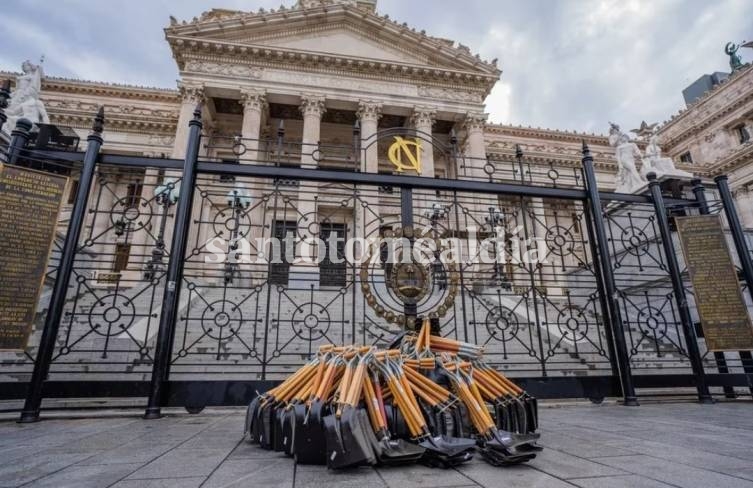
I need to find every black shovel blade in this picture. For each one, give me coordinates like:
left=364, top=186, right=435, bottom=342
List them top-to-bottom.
left=245, top=396, right=261, bottom=443
left=524, top=396, right=539, bottom=433
left=293, top=401, right=328, bottom=465
left=258, top=403, right=276, bottom=450
left=273, top=407, right=287, bottom=452
left=281, top=407, right=299, bottom=456
left=324, top=407, right=373, bottom=470
left=418, top=435, right=476, bottom=468
left=379, top=439, right=425, bottom=466
left=479, top=445, right=536, bottom=466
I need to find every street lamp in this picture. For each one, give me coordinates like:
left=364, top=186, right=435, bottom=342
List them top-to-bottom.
left=144, top=178, right=179, bottom=280
left=224, top=183, right=252, bottom=284
left=425, top=201, right=448, bottom=289
left=484, top=206, right=508, bottom=287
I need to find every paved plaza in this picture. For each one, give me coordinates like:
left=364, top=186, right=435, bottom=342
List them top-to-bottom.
left=0, top=401, right=752, bottom=487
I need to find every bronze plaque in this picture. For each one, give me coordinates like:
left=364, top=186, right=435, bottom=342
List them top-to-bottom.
left=0, top=164, right=67, bottom=351
left=675, top=215, right=753, bottom=351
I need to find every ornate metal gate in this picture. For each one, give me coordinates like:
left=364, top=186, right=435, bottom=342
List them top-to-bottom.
left=2, top=107, right=752, bottom=422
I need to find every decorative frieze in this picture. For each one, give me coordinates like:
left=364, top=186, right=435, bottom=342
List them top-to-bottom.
left=183, top=60, right=263, bottom=80
left=417, top=85, right=483, bottom=103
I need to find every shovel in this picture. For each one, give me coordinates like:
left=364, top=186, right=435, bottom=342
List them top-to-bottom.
left=324, top=354, right=377, bottom=469
left=294, top=355, right=342, bottom=465
left=381, top=359, right=475, bottom=468
left=449, top=366, right=538, bottom=465
left=363, top=371, right=425, bottom=465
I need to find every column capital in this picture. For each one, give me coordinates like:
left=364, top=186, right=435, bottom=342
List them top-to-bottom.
left=178, top=83, right=206, bottom=105
left=239, top=89, right=268, bottom=113
left=300, top=94, right=327, bottom=118
left=357, top=101, right=383, bottom=123
left=410, top=106, right=436, bottom=128
left=463, top=112, right=488, bottom=131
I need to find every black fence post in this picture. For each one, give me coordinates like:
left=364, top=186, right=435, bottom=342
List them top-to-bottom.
left=0, top=79, right=10, bottom=133
left=144, top=105, right=203, bottom=419
left=19, top=108, right=105, bottom=423
left=6, top=118, right=33, bottom=165
left=581, top=143, right=638, bottom=405
left=647, top=173, right=713, bottom=403
left=713, top=175, right=753, bottom=394
left=692, top=179, right=737, bottom=399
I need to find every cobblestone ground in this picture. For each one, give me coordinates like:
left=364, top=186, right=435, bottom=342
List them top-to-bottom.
left=1, top=401, right=753, bottom=487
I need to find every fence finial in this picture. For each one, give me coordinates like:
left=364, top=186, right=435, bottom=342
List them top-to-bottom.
left=0, top=80, right=10, bottom=109
left=193, top=103, right=203, bottom=120
left=92, top=106, right=105, bottom=134
left=581, top=140, right=592, bottom=160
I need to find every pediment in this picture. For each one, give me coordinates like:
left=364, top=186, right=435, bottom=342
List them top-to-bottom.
left=167, top=6, right=500, bottom=76
left=231, top=26, right=430, bottom=66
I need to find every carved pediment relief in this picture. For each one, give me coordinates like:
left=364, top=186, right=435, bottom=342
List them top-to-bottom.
left=166, top=6, right=500, bottom=80
left=235, top=27, right=429, bottom=65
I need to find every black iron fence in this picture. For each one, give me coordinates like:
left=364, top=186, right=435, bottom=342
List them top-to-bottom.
left=2, top=108, right=753, bottom=422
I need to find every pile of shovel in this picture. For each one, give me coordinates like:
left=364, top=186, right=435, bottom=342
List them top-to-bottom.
left=245, top=320, right=541, bottom=470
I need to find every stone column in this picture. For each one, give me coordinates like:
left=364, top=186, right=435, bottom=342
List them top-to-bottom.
left=165, top=84, right=204, bottom=273
left=172, top=84, right=205, bottom=160
left=239, top=88, right=267, bottom=162
left=240, top=89, right=268, bottom=266
left=295, top=95, right=326, bottom=281
left=356, top=101, right=382, bottom=243
left=358, top=101, right=382, bottom=174
left=410, top=106, right=436, bottom=178
left=463, top=112, right=488, bottom=179
left=461, top=113, right=489, bottom=282
left=734, top=186, right=753, bottom=228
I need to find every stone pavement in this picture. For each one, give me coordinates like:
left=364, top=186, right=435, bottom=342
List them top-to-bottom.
left=1, top=401, right=753, bottom=488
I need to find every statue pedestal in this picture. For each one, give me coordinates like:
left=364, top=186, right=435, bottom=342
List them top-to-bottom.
left=606, top=174, right=704, bottom=215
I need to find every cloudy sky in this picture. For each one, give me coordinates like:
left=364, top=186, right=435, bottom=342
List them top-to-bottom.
left=2, top=0, right=750, bottom=134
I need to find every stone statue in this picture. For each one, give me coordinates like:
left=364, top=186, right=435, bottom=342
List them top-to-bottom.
left=726, top=42, right=744, bottom=72
left=4, top=59, right=50, bottom=133
left=609, top=122, right=645, bottom=193
left=641, top=130, right=693, bottom=179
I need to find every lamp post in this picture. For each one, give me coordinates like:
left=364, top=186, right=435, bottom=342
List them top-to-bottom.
left=144, top=178, right=180, bottom=281
left=224, top=183, right=252, bottom=284
left=424, top=202, right=447, bottom=289
left=485, top=206, right=506, bottom=286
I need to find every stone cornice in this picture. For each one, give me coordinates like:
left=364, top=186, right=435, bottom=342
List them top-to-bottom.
left=166, top=4, right=500, bottom=77
left=657, top=65, right=753, bottom=148
left=0, top=71, right=179, bottom=102
left=485, top=123, right=609, bottom=146
left=700, top=142, right=753, bottom=177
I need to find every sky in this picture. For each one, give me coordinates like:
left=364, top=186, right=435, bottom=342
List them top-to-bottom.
left=1, top=0, right=751, bottom=135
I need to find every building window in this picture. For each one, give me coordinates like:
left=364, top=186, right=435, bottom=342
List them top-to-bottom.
left=736, top=124, right=751, bottom=144
left=679, top=152, right=693, bottom=164
left=67, top=180, right=79, bottom=204
left=126, top=183, right=143, bottom=207
left=113, top=244, right=131, bottom=273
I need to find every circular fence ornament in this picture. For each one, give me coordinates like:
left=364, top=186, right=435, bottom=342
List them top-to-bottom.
left=360, top=226, right=459, bottom=329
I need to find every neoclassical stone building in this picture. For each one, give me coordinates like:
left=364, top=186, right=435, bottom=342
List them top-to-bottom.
left=1, top=0, right=752, bottom=384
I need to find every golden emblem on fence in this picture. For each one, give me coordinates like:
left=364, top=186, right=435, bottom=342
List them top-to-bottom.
left=388, top=136, right=423, bottom=175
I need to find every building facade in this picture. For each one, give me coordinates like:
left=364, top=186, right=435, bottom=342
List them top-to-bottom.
left=1, top=0, right=752, bottom=387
